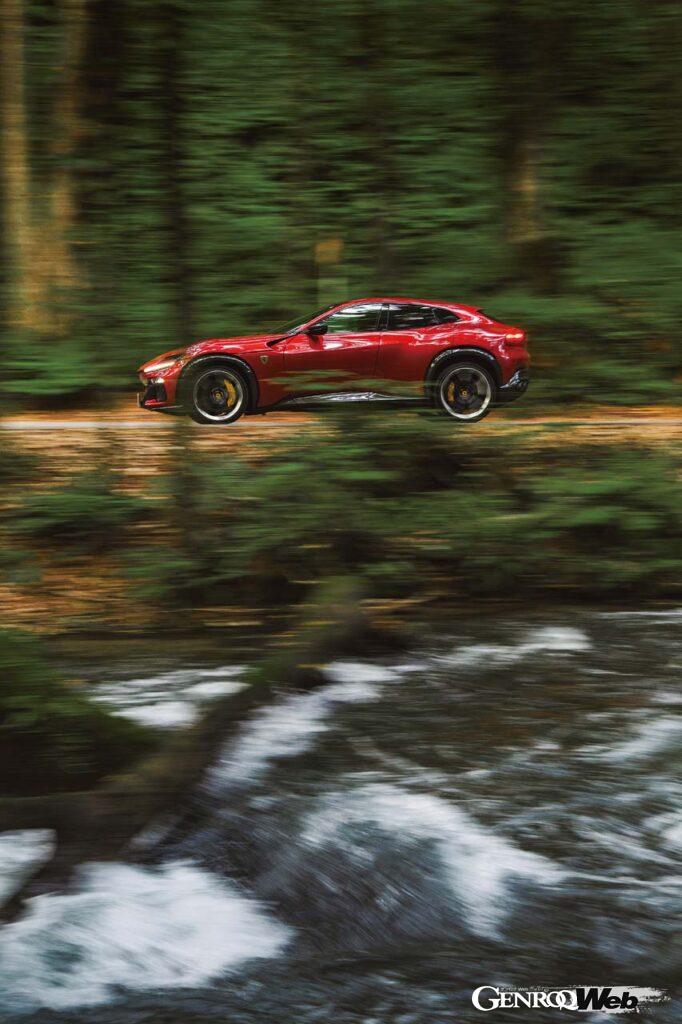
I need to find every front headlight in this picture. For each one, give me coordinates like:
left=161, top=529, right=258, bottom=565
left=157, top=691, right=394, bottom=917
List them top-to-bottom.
left=146, top=356, right=186, bottom=375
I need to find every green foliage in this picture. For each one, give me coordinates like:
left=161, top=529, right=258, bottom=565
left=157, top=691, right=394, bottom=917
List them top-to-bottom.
left=1, top=0, right=680, bottom=402
left=2, top=333, right=96, bottom=397
left=134, top=409, right=682, bottom=605
left=0, top=432, right=34, bottom=485
left=0, top=435, right=38, bottom=583
left=521, top=451, right=682, bottom=589
left=10, top=471, right=147, bottom=553
left=0, top=546, right=38, bottom=587
left=0, top=629, right=157, bottom=795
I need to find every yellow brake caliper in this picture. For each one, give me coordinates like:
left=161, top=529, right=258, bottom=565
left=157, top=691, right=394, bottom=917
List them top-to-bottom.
left=224, top=377, right=238, bottom=408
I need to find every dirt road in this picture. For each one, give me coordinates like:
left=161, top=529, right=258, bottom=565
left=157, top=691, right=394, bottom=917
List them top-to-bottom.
left=3, top=401, right=681, bottom=434
left=2, top=403, right=680, bottom=475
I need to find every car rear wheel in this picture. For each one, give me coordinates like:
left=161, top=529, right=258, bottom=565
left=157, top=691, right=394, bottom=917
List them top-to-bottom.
left=435, top=363, right=495, bottom=422
left=185, top=365, right=247, bottom=425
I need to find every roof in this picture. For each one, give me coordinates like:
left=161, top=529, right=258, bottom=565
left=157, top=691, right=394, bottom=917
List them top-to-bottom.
left=331, top=297, right=481, bottom=314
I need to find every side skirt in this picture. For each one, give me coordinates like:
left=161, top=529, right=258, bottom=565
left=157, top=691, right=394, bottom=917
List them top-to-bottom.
left=261, top=391, right=429, bottom=413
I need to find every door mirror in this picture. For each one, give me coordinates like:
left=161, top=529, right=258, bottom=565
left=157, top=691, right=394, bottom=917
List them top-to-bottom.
left=306, top=321, right=328, bottom=337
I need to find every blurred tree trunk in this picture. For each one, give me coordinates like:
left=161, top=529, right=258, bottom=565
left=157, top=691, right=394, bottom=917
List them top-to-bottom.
left=0, top=0, right=33, bottom=328
left=0, top=0, right=86, bottom=335
left=48, top=0, right=87, bottom=314
left=159, top=0, right=193, bottom=341
left=359, top=1, right=396, bottom=290
left=266, top=2, right=319, bottom=312
left=494, top=2, right=564, bottom=293
left=289, top=60, right=319, bottom=310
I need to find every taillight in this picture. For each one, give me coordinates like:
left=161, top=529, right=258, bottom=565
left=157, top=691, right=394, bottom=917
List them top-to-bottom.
left=505, top=329, right=526, bottom=345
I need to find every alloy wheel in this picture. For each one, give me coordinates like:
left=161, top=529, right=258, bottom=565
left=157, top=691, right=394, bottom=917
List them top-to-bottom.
left=439, top=365, right=493, bottom=421
left=192, top=369, right=246, bottom=422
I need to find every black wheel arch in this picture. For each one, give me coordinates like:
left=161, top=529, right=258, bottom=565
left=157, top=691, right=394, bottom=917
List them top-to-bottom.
left=424, top=348, right=502, bottom=400
left=178, top=355, right=259, bottom=412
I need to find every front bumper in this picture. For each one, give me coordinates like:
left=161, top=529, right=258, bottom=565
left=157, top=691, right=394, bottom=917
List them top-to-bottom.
left=496, top=368, right=529, bottom=404
left=137, top=370, right=182, bottom=412
left=138, top=382, right=168, bottom=408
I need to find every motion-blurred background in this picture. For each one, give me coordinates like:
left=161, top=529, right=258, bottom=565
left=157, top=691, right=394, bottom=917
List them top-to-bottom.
left=0, top=0, right=680, bottom=404
left=0, top=6, right=681, bottom=1021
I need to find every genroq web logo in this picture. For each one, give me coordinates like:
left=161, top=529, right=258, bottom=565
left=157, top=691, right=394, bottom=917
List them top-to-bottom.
left=471, top=985, right=670, bottom=1013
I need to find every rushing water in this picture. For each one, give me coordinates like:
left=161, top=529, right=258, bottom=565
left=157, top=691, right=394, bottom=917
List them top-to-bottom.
left=1, top=610, right=680, bottom=1022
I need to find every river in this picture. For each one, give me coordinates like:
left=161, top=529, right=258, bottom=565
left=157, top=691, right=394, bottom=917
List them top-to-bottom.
left=1, top=609, right=680, bottom=1022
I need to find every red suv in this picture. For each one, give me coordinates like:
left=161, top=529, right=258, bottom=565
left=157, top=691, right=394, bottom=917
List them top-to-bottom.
left=138, top=297, right=529, bottom=425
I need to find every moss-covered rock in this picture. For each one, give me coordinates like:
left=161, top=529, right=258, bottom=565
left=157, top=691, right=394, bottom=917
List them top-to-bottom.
left=0, top=629, right=158, bottom=797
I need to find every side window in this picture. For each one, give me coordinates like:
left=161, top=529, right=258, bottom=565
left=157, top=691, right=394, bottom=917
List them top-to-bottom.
left=322, top=304, right=382, bottom=333
left=386, top=304, right=438, bottom=330
left=432, top=307, right=460, bottom=324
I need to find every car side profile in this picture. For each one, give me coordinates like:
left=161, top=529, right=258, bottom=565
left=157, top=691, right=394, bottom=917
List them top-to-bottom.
left=138, top=297, right=530, bottom=425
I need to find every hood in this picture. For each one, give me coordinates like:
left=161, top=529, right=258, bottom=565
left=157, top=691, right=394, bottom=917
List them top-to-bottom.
left=139, top=332, right=287, bottom=375
left=187, top=334, right=283, bottom=357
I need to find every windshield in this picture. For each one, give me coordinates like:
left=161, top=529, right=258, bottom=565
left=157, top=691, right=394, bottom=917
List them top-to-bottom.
left=277, top=303, right=337, bottom=334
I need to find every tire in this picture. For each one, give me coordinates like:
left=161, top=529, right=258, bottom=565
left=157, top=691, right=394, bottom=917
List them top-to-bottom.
left=434, top=362, right=495, bottom=423
left=183, top=363, right=248, bottom=425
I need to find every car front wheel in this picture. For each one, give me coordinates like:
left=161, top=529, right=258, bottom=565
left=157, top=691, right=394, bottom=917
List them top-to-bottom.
left=434, top=363, right=495, bottom=422
left=184, top=365, right=248, bottom=425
